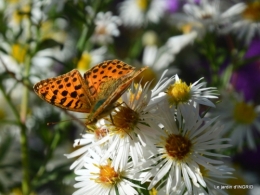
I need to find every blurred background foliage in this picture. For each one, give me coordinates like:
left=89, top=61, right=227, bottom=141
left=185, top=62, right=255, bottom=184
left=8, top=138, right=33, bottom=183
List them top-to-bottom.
left=0, top=0, right=260, bottom=194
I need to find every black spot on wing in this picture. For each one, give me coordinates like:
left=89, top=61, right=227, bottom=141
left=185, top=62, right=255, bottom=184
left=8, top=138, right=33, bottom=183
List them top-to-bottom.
left=75, top=84, right=82, bottom=90
left=53, top=90, right=58, bottom=95
left=61, top=90, right=68, bottom=96
left=70, top=91, right=77, bottom=98
left=60, top=97, right=66, bottom=104
left=65, top=100, right=73, bottom=107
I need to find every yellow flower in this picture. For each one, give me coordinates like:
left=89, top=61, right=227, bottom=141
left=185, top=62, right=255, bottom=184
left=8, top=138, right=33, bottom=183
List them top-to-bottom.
left=136, top=0, right=148, bottom=11
left=242, top=1, right=260, bottom=22
left=12, top=4, right=30, bottom=24
left=11, top=43, right=27, bottom=64
left=77, top=52, right=92, bottom=71
left=166, top=79, right=191, bottom=106
left=233, top=101, right=257, bottom=124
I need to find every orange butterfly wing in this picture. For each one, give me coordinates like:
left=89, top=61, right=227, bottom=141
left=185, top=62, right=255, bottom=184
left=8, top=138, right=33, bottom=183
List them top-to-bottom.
left=33, top=59, right=147, bottom=125
left=83, top=59, right=147, bottom=123
left=83, top=59, right=136, bottom=98
left=33, top=69, right=93, bottom=112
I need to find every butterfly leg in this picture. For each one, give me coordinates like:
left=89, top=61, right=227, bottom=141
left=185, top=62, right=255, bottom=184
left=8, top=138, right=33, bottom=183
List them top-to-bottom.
left=109, top=101, right=128, bottom=125
left=110, top=113, right=115, bottom=125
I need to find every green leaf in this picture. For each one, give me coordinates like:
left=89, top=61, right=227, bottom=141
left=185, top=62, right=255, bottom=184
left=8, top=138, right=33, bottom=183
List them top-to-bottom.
left=129, top=34, right=143, bottom=59
left=221, top=63, right=233, bottom=86
left=0, top=134, right=12, bottom=162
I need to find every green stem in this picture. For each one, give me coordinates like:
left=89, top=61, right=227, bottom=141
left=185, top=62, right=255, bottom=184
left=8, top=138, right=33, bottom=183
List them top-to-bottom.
left=76, top=0, right=102, bottom=58
left=20, top=1, right=33, bottom=191
left=76, top=25, right=89, bottom=53
left=200, top=33, right=220, bottom=86
left=20, top=54, right=32, bottom=195
left=0, top=56, right=31, bottom=195
left=0, top=83, right=31, bottom=193
left=20, top=120, right=30, bottom=195
left=32, top=128, right=61, bottom=187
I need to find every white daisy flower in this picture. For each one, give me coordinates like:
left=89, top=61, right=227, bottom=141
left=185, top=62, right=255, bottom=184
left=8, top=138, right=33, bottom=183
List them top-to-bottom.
left=4, top=0, right=41, bottom=30
left=119, top=0, right=167, bottom=27
left=171, top=0, right=229, bottom=37
left=183, top=0, right=223, bottom=29
left=220, top=1, right=260, bottom=45
left=91, top=11, right=121, bottom=45
left=137, top=31, right=178, bottom=86
left=166, top=31, right=198, bottom=54
left=142, top=45, right=175, bottom=72
left=66, top=70, right=174, bottom=172
left=94, top=71, right=175, bottom=171
left=161, top=74, right=218, bottom=113
left=211, top=91, right=260, bottom=150
left=139, top=103, right=231, bottom=194
left=65, top=123, right=110, bottom=170
left=73, top=148, right=141, bottom=195
left=157, top=165, right=235, bottom=195
left=193, top=165, right=235, bottom=195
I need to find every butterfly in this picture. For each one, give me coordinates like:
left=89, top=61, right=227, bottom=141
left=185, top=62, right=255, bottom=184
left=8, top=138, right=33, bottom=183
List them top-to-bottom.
left=33, top=59, right=148, bottom=125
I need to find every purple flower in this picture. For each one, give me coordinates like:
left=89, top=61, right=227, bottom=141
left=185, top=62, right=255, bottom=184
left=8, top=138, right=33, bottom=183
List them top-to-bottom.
left=166, top=0, right=181, bottom=13
left=231, top=38, right=260, bottom=103
left=245, top=38, right=260, bottom=59
left=231, top=62, right=260, bottom=103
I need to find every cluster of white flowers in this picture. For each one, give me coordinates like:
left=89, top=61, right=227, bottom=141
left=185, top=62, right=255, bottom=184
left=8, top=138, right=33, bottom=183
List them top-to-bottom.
left=2, top=0, right=260, bottom=194
left=86, top=0, right=260, bottom=77
left=117, top=0, right=260, bottom=44
left=65, top=70, right=233, bottom=195
left=210, top=89, right=260, bottom=151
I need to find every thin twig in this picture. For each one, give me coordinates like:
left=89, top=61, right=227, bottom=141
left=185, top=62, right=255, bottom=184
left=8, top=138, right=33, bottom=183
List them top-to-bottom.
left=62, top=109, right=87, bottom=127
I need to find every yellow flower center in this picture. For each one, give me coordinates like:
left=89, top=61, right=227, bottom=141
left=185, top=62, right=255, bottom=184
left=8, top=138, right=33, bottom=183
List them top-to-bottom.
left=136, top=0, right=148, bottom=11
left=242, top=2, right=260, bottom=22
left=12, top=5, right=30, bottom=24
left=201, top=13, right=213, bottom=20
left=40, top=21, right=64, bottom=41
left=181, top=24, right=193, bottom=34
left=95, top=25, right=108, bottom=36
left=11, top=44, right=27, bottom=64
left=77, top=52, right=92, bottom=71
left=166, top=80, right=191, bottom=106
left=233, top=102, right=257, bottom=124
left=112, top=105, right=139, bottom=136
left=164, top=134, right=192, bottom=161
left=96, top=162, right=120, bottom=186
left=199, top=165, right=208, bottom=178
left=226, top=169, right=248, bottom=195
left=11, top=188, right=23, bottom=195
left=149, top=188, right=158, bottom=195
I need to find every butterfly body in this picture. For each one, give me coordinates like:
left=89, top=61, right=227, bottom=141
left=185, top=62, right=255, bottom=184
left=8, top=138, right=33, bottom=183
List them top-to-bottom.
left=33, top=59, right=147, bottom=125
